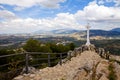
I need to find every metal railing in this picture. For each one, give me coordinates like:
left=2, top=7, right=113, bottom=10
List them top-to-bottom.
left=0, top=52, right=67, bottom=74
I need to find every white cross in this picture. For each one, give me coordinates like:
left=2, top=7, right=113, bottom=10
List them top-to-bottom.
left=85, top=23, right=91, bottom=46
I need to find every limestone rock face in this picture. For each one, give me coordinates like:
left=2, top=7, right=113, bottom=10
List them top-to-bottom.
left=13, top=50, right=120, bottom=80
left=114, top=62, right=120, bottom=79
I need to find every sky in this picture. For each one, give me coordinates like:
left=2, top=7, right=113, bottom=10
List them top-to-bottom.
left=0, top=0, right=120, bottom=34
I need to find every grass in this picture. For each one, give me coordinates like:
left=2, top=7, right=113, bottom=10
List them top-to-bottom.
left=108, top=63, right=117, bottom=80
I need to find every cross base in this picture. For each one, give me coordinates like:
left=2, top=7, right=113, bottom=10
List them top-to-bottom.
left=86, top=42, right=91, bottom=46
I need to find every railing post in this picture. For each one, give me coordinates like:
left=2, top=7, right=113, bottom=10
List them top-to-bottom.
left=25, top=52, right=29, bottom=74
left=48, top=53, right=51, bottom=67
left=60, top=53, right=62, bottom=65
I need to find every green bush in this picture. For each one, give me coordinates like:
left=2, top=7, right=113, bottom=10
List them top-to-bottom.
left=108, top=63, right=117, bottom=80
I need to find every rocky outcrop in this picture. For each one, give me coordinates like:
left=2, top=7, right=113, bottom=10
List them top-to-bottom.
left=13, top=45, right=120, bottom=80
left=13, top=50, right=120, bottom=80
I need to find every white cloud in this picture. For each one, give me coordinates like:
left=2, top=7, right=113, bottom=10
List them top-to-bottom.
left=0, top=0, right=66, bottom=10
left=97, top=0, right=120, bottom=6
left=98, top=0, right=105, bottom=4
left=106, top=0, right=112, bottom=2
left=113, top=0, right=120, bottom=6
left=0, top=1, right=120, bottom=34
left=74, top=1, right=120, bottom=30
left=75, top=2, right=120, bottom=22
left=0, top=5, right=5, bottom=10
left=0, top=10, right=17, bottom=20
left=0, top=11, right=84, bottom=34
left=54, top=13, right=80, bottom=29
left=0, top=18, right=42, bottom=34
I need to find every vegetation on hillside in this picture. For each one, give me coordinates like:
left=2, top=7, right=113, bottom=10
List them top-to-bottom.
left=23, top=38, right=75, bottom=53
left=108, top=63, right=117, bottom=80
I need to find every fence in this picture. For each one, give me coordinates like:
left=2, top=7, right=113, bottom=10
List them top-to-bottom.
left=0, top=52, right=67, bottom=79
left=24, top=52, right=67, bottom=73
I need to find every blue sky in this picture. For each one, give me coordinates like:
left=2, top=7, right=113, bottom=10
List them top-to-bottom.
left=0, top=0, right=120, bottom=34
left=0, top=0, right=92, bottom=18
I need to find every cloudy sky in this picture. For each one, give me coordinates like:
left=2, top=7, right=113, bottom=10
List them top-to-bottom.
left=0, top=0, right=120, bottom=34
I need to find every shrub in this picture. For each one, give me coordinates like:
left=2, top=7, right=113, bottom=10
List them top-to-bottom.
left=108, top=63, right=117, bottom=80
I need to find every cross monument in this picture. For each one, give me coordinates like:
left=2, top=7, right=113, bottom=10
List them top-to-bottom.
left=85, top=23, right=91, bottom=46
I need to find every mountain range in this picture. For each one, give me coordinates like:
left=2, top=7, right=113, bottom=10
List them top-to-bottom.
left=34, top=28, right=120, bottom=38
left=34, top=28, right=80, bottom=34
left=111, top=28, right=120, bottom=32
left=88, top=30, right=120, bottom=37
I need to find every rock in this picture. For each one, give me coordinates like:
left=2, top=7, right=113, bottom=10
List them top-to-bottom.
left=96, top=60, right=109, bottom=80
left=113, top=62, right=120, bottom=80
left=83, top=64, right=92, bottom=73
left=73, top=69, right=87, bottom=80
left=23, top=73, right=30, bottom=76
left=29, top=74, right=35, bottom=78
left=14, top=75, right=23, bottom=80
left=99, top=75, right=109, bottom=80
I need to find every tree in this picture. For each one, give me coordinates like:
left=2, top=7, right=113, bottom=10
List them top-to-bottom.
left=23, top=39, right=40, bottom=52
left=48, top=43, right=57, bottom=53
left=68, top=43, right=75, bottom=50
left=57, top=44, right=65, bottom=53
left=39, top=45, right=52, bottom=53
left=0, top=49, right=15, bottom=65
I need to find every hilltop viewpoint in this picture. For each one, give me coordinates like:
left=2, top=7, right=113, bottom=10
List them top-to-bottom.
left=13, top=45, right=120, bottom=80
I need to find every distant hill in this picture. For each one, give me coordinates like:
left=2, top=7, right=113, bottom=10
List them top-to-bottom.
left=111, top=28, right=120, bottom=32
left=34, top=29, right=80, bottom=34
left=34, top=29, right=120, bottom=38
left=51, top=29, right=79, bottom=34
left=34, top=30, right=51, bottom=34
left=75, top=30, right=120, bottom=38
left=89, top=30, right=120, bottom=37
